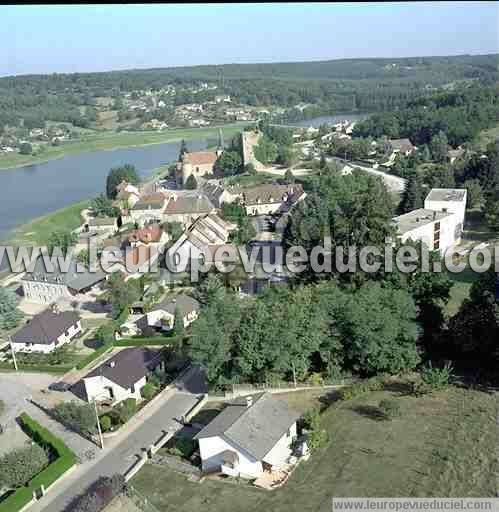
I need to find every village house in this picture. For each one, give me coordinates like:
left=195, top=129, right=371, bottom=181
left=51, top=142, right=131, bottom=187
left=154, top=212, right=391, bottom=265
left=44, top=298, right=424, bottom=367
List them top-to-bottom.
left=215, top=94, right=231, bottom=103
left=389, top=138, right=416, bottom=156
left=447, top=147, right=465, bottom=164
left=176, top=149, right=222, bottom=186
left=115, top=180, right=141, bottom=208
left=201, top=180, right=239, bottom=208
left=232, top=183, right=306, bottom=216
left=393, top=188, right=467, bottom=255
left=129, top=192, right=168, bottom=225
left=163, top=193, right=216, bottom=226
left=166, top=213, right=235, bottom=272
left=86, top=216, right=118, bottom=234
left=127, top=223, right=169, bottom=248
left=22, top=257, right=107, bottom=305
left=145, top=294, right=200, bottom=332
left=11, top=305, right=82, bottom=354
left=78, top=347, right=164, bottom=404
left=195, top=393, right=300, bottom=479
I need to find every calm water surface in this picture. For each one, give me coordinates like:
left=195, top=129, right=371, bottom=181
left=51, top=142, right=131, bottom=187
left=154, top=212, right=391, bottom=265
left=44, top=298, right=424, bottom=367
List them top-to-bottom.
left=0, top=139, right=207, bottom=243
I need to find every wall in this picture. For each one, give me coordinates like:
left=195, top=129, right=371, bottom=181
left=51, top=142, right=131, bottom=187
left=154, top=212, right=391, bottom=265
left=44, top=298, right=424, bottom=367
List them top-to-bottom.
left=245, top=202, right=283, bottom=216
left=399, top=213, right=460, bottom=255
left=22, top=281, right=70, bottom=304
left=83, top=374, right=147, bottom=404
left=262, top=423, right=296, bottom=468
left=198, top=434, right=263, bottom=478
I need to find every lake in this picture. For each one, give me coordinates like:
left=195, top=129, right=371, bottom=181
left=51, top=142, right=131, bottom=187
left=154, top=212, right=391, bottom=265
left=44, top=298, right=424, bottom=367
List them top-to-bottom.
left=285, top=113, right=369, bottom=128
left=0, top=138, right=207, bottom=243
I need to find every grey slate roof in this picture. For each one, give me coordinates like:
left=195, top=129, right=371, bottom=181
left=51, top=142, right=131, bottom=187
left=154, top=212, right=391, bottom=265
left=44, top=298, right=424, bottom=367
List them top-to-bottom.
left=425, top=188, right=467, bottom=202
left=164, top=194, right=214, bottom=214
left=393, top=208, right=452, bottom=235
left=22, top=257, right=107, bottom=292
left=151, top=294, right=200, bottom=316
left=12, top=308, right=80, bottom=345
left=83, top=347, right=163, bottom=389
left=195, top=393, right=300, bottom=460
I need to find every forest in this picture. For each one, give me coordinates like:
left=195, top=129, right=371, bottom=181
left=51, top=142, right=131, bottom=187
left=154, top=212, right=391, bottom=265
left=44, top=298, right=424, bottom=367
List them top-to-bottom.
left=0, top=53, right=497, bottom=132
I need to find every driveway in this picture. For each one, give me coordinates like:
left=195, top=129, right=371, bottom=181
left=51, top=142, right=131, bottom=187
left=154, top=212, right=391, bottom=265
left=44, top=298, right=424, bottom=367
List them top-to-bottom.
left=30, top=366, right=207, bottom=512
left=0, top=372, right=97, bottom=459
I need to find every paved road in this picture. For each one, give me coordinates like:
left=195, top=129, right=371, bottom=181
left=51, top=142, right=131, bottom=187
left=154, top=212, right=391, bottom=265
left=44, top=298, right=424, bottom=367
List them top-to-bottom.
left=26, top=366, right=207, bottom=512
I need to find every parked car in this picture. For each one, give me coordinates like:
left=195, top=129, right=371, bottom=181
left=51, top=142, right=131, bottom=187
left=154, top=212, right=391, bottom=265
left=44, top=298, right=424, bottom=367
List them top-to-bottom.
left=48, top=382, right=72, bottom=392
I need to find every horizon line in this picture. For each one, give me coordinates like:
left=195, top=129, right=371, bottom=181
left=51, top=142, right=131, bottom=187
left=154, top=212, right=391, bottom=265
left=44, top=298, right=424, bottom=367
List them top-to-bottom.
left=1, top=50, right=497, bottom=80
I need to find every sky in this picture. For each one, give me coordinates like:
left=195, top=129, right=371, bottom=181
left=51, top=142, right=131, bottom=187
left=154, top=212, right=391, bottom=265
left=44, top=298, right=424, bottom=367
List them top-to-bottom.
left=1, top=2, right=498, bottom=76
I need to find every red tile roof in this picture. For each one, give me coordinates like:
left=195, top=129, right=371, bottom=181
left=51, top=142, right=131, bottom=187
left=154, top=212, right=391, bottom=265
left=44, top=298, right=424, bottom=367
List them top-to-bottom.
left=184, top=151, right=218, bottom=166
left=128, top=223, right=163, bottom=244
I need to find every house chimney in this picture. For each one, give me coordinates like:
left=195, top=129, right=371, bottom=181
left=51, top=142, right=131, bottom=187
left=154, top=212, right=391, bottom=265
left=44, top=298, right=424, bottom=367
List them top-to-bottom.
left=51, top=303, right=60, bottom=314
left=109, top=361, right=116, bottom=368
left=246, top=396, right=253, bottom=408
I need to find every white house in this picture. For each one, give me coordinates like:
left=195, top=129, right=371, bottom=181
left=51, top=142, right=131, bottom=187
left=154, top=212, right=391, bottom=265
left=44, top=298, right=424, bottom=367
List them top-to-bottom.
left=393, top=187, right=467, bottom=255
left=145, top=294, right=200, bottom=331
left=11, top=305, right=82, bottom=354
left=79, top=347, right=164, bottom=404
left=195, top=393, right=300, bottom=479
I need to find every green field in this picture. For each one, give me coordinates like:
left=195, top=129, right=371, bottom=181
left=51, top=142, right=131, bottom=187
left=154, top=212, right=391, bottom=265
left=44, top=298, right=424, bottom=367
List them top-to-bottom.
left=0, top=123, right=248, bottom=170
left=3, top=200, right=90, bottom=246
left=131, top=385, right=498, bottom=510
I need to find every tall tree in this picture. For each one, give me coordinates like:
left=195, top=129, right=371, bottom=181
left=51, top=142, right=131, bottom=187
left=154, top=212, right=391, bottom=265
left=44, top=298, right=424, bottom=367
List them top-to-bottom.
left=430, top=130, right=449, bottom=163
left=106, top=164, right=139, bottom=199
left=184, top=174, right=198, bottom=190
left=398, top=174, right=423, bottom=214
left=0, top=287, right=23, bottom=330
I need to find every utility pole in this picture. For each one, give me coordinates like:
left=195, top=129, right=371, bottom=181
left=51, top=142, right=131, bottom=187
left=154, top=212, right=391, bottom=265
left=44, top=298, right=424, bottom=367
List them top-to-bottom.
left=9, top=337, right=18, bottom=372
left=93, top=399, right=104, bottom=450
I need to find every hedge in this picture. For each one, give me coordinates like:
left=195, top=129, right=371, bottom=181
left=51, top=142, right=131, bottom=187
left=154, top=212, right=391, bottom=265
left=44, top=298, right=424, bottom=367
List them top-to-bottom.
left=114, top=336, right=177, bottom=347
left=75, top=343, right=113, bottom=370
left=0, top=362, right=72, bottom=374
left=0, top=413, right=77, bottom=512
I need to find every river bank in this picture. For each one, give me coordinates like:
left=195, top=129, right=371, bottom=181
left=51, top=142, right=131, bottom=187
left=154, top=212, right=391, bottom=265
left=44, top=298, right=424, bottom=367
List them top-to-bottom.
left=0, top=123, right=247, bottom=170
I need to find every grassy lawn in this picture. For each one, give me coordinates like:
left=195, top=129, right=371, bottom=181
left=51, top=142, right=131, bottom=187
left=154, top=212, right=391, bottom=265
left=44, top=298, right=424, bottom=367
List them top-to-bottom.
left=0, top=123, right=247, bottom=170
left=3, top=200, right=90, bottom=246
left=444, top=208, right=495, bottom=317
left=445, top=265, right=479, bottom=317
left=131, top=385, right=498, bottom=509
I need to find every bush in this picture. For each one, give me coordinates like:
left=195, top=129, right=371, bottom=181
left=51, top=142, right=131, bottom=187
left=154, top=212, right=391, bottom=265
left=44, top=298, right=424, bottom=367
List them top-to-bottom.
left=420, top=362, right=453, bottom=392
left=338, top=377, right=385, bottom=401
left=140, top=383, right=157, bottom=401
left=116, top=398, right=136, bottom=424
left=379, top=398, right=401, bottom=420
left=53, top=401, right=97, bottom=436
left=302, top=407, right=328, bottom=452
left=0, top=414, right=77, bottom=512
left=99, top=416, right=112, bottom=432
left=165, top=438, right=196, bottom=459
left=0, top=444, right=49, bottom=489
left=69, top=474, right=125, bottom=512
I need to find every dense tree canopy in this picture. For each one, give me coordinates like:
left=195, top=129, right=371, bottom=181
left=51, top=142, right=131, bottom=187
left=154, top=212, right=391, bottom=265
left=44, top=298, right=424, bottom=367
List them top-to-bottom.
left=106, top=164, right=139, bottom=199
